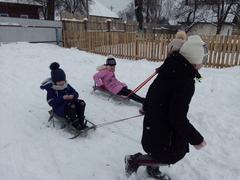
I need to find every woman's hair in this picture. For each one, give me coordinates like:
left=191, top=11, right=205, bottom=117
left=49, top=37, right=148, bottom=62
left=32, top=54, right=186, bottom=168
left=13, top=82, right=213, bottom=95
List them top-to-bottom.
left=175, top=31, right=187, bottom=41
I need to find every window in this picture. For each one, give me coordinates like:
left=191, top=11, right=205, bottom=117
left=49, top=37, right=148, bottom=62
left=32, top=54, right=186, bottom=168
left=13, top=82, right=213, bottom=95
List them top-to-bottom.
left=0, top=13, right=9, bottom=17
left=20, top=14, right=29, bottom=19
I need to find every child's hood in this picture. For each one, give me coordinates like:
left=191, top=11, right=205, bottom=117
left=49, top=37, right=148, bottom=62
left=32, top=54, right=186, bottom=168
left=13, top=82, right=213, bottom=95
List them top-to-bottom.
left=96, top=65, right=108, bottom=71
left=40, top=78, right=53, bottom=90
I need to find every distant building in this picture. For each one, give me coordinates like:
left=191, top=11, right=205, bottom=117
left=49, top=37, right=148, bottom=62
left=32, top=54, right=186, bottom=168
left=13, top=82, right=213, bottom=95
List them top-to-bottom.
left=61, top=0, right=121, bottom=22
left=0, top=1, right=41, bottom=19
left=178, top=1, right=237, bottom=35
left=179, top=22, right=234, bottom=35
left=232, top=24, right=240, bottom=35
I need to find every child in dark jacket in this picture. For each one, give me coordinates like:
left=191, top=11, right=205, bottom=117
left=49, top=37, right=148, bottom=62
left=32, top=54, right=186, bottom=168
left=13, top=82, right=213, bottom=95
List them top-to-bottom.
left=40, top=62, right=87, bottom=130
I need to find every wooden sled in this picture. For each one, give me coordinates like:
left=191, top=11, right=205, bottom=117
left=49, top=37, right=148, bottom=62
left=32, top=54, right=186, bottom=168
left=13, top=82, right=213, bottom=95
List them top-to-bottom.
left=91, top=84, right=129, bottom=102
left=48, top=110, right=96, bottom=138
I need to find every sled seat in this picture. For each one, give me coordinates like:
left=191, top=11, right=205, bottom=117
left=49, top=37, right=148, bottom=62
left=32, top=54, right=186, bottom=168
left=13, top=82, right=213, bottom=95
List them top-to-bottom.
left=92, top=84, right=129, bottom=101
left=48, top=109, right=81, bottom=133
left=48, top=109, right=95, bottom=132
left=48, top=110, right=96, bottom=138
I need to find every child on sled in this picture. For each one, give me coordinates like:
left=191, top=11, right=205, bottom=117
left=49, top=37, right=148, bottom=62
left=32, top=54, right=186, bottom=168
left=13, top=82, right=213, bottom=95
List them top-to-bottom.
left=93, top=56, right=145, bottom=104
left=40, top=62, right=87, bottom=130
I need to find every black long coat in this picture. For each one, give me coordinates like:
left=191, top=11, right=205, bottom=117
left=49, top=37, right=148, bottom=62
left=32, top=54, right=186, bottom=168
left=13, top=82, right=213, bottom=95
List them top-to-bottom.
left=141, top=52, right=204, bottom=164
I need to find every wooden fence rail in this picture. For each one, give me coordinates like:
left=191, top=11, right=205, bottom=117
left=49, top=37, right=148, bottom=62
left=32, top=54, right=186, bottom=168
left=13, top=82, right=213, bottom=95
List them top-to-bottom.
left=63, top=21, right=240, bottom=68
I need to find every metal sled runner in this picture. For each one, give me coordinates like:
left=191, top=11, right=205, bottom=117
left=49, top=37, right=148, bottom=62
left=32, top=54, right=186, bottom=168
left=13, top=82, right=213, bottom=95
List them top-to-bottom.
left=91, top=84, right=130, bottom=102
left=48, top=110, right=96, bottom=139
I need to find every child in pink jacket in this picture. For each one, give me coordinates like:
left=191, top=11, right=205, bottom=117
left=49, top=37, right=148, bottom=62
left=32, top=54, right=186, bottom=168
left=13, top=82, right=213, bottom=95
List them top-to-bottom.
left=93, top=56, right=145, bottom=104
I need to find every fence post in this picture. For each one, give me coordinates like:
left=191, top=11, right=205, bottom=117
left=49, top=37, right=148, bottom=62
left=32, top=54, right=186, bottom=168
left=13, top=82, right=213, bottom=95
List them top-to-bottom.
left=83, top=18, right=88, bottom=31
left=83, top=18, right=89, bottom=51
left=106, top=19, right=112, bottom=54
left=106, top=19, right=111, bottom=32
left=62, top=21, right=67, bottom=47
left=124, top=21, right=127, bottom=32
left=55, top=28, right=60, bottom=45
left=135, top=33, right=139, bottom=60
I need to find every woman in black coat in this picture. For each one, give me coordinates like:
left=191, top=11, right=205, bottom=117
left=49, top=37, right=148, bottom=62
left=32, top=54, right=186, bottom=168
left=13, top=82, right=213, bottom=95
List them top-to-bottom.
left=125, top=35, right=207, bottom=180
left=142, top=52, right=203, bottom=163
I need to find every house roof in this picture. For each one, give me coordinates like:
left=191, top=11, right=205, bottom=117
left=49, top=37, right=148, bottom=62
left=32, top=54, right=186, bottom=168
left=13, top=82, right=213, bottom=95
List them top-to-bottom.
left=0, top=0, right=41, bottom=6
left=0, top=0, right=119, bottom=18
left=89, top=0, right=119, bottom=18
left=96, top=0, right=132, bottom=14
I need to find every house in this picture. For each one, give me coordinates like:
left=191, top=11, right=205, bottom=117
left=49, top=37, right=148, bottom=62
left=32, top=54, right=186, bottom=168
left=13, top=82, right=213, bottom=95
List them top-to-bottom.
left=61, top=0, right=121, bottom=22
left=88, top=0, right=120, bottom=21
left=0, top=1, right=41, bottom=19
left=179, top=22, right=234, bottom=35
left=232, top=25, right=240, bottom=35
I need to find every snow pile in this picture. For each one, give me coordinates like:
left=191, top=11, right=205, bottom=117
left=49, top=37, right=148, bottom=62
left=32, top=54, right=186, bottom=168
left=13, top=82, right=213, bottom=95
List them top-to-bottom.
left=0, top=42, right=240, bottom=180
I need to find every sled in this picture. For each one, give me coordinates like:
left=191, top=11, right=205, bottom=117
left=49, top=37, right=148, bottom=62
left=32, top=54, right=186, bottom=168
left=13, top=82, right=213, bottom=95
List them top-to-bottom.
left=91, top=84, right=130, bottom=102
left=91, top=85, right=142, bottom=108
left=48, top=110, right=96, bottom=139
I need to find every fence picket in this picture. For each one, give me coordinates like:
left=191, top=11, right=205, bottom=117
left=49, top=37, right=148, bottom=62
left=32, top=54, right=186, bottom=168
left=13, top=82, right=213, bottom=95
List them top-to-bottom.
left=62, top=20, right=240, bottom=68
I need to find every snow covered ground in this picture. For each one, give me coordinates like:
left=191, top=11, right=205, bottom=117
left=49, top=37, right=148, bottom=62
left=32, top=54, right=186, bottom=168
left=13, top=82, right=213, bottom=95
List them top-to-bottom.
left=0, top=42, right=240, bottom=180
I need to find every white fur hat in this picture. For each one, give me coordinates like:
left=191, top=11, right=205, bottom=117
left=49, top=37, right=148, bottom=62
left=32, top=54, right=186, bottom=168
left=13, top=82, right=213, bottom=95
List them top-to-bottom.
left=179, top=35, right=208, bottom=65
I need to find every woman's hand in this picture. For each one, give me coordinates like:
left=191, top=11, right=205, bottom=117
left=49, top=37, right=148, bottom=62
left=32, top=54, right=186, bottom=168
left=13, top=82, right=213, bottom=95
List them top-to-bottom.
left=194, top=140, right=207, bottom=150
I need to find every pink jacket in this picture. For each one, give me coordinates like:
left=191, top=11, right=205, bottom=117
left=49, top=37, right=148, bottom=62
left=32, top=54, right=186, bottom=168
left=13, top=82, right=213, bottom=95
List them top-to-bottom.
left=93, top=69, right=127, bottom=94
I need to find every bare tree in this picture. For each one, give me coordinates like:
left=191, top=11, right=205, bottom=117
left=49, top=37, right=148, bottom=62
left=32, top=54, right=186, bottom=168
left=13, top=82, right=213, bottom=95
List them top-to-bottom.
left=27, top=0, right=48, bottom=19
left=29, top=0, right=91, bottom=19
left=47, top=0, right=55, bottom=20
left=59, top=0, right=91, bottom=16
left=120, top=0, right=175, bottom=27
left=122, top=0, right=174, bottom=24
left=135, top=0, right=144, bottom=30
left=144, top=0, right=160, bottom=23
left=145, top=0, right=174, bottom=24
left=173, top=0, right=211, bottom=32
left=173, top=0, right=239, bottom=34
left=174, top=0, right=199, bottom=32
left=211, top=0, right=239, bottom=34
left=230, top=1, right=240, bottom=24
left=118, top=2, right=135, bottom=21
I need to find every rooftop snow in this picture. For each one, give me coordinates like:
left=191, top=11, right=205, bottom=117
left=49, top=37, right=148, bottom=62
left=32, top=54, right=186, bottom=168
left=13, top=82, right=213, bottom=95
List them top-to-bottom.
left=90, top=0, right=119, bottom=18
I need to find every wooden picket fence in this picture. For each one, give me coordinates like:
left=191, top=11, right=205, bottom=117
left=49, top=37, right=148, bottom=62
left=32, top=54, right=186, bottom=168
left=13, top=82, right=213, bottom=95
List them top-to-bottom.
left=63, top=21, right=240, bottom=68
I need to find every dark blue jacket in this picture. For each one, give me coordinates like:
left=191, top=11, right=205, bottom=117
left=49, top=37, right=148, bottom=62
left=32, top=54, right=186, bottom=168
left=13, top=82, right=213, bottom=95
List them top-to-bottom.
left=40, top=78, right=79, bottom=117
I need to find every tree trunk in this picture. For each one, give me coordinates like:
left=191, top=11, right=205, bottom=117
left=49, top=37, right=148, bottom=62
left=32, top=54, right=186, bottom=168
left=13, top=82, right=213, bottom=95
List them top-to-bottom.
left=47, top=0, right=55, bottom=20
left=86, top=0, right=89, bottom=18
left=135, top=0, right=144, bottom=31
left=146, top=6, right=150, bottom=23
left=216, top=22, right=222, bottom=34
